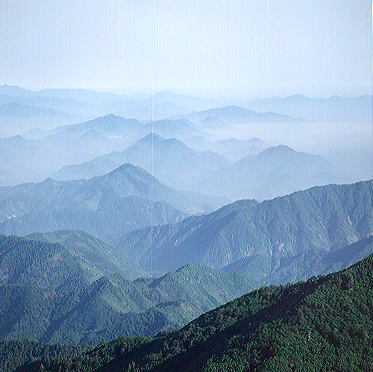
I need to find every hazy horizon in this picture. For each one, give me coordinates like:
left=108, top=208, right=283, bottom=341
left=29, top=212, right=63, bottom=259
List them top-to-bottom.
left=0, top=0, right=372, bottom=186
left=1, top=0, right=371, bottom=99
left=1, top=83, right=372, bottom=100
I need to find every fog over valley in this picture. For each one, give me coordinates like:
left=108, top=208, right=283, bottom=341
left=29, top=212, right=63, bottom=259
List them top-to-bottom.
left=0, top=86, right=371, bottom=193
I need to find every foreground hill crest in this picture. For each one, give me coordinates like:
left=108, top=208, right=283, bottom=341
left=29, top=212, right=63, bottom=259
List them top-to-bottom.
left=0, top=231, right=258, bottom=345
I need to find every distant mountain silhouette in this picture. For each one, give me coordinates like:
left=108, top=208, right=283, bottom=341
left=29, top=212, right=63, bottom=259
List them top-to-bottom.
left=244, top=94, right=372, bottom=122
left=0, top=102, right=66, bottom=118
left=183, top=105, right=304, bottom=124
left=54, top=113, right=144, bottom=139
left=198, top=116, right=233, bottom=130
left=53, top=133, right=232, bottom=191
left=213, top=137, right=267, bottom=161
left=193, top=145, right=348, bottom=200
left=0, top=164, right=227, bottom=241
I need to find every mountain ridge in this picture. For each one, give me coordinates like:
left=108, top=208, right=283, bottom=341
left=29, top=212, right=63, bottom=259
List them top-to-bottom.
left=182, top=105, right=306, bottom=124
left=53, top=134, right=232, bottom=192
left=193, top=144, right=348, bottom=201
left=0, top=163, right=227, bottom=241
left=114, top=179, right=373, bottom=284
left=0, top=232, right=258, bottom=345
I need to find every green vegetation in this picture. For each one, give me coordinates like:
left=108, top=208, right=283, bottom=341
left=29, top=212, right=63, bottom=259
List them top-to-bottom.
left=26, top=230, right=146, bottom=281
left=0, top=231, right=143, bottom=290
left=0, top=233, right=258, bottom=346
left=21, top=254, right=373, bottom=371
left=0, top=340, right=89, bottom=372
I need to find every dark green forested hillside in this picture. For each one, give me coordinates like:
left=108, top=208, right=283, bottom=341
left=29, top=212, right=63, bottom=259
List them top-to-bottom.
left=114, top=180, right=373, bottom=284
left=0, top=231, right=144, bottom=290
left=0, top=233, right=257, bottom=346
left=21, top=254, right=373, bottom=372
left=0, top=340, right=89, bottom=372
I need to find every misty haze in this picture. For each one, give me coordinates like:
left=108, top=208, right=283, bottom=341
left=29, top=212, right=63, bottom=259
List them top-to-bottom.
left=0, top=0, right=372, bottom=370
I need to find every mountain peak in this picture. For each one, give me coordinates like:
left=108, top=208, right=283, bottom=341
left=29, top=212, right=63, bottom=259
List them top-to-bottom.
left=153, top=89, right=181, bottom=100
left=99, top=113, right=120, bottom=120
left=199, top=116, right=232, bottom=130
left=78, top=129, right=105, bottom=141
left=138, top=132, right=164, bottom=143
left=262, top=144, right=295, bottom=155
left=110, top=162, right=143, bottom=174
left=105, top=163, right=158, bottom=186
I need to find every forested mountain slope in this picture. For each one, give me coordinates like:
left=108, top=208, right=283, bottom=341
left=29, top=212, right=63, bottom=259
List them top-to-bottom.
left=0, top=231, right=143, bottom=289
left=0, top=233, right=257, bottom=345
left=21, top=253, right=373, bottom=371
left=0, top=340, right=89, bottom=372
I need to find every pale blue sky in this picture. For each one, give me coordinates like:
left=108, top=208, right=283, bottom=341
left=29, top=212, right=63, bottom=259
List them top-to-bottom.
left=0, top=0, right=371, bottom=98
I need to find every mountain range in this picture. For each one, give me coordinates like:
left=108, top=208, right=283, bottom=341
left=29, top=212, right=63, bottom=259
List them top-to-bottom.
left=0, top=85, right=371, bottom=371
left=0, top=85, right=228, bottom=128
left=1, top=85, right=370, bottom=130
left=0, top=86, right=370, bottom=188
left=243, top=94, right=372, bottom=123
left=0, top=102, right=67, bottom=119
left=181, top=105, right=305, bottom=125
left=52, top=113, right=144, bottom=140
left=198, top=116, right=233, bottom=131
left=0, top=130, right=126, bottom=186
left=53, top=133, right=232, bottom=191
left=0, top=134, right=94, bottom=186
left=182, top=136, right=268, bottom=162
left=212, top=137, right=267, bottom=161
left=53, top=138, right=347, bottom=201
left=193, top=144, right=348, bottom=200
left=0, top=164, right=227, bottom=242
left=113, top=180, right=373, bottom=285
left=0, top=230, right=144, bottom=289
left=0, top=232, right=258, bottom=345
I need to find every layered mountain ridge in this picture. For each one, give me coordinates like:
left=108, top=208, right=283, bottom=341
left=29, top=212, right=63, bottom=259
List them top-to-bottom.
left=0, top=164, right=227, bottom=242
left=114, top=179, right=373, bottom=284
left=14, top=253, right=373, bottom=371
